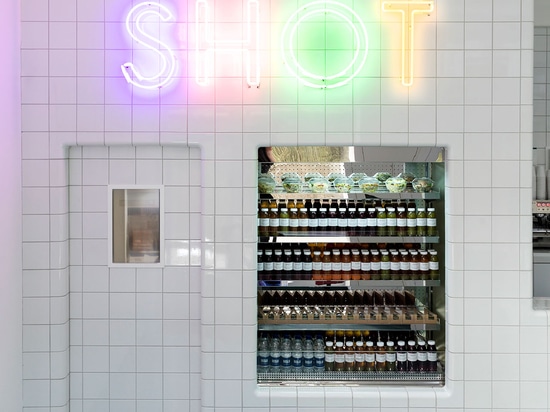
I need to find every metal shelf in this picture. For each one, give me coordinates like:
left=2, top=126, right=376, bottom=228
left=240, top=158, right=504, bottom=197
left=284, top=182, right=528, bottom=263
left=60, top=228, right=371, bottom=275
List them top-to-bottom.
left=265, top=187, right=440, bottom=200
left=259, top=232, right=440, bottom=244
left=258, top=280, right=440, bottom=290
left=257, top=323, right=440, bottom=332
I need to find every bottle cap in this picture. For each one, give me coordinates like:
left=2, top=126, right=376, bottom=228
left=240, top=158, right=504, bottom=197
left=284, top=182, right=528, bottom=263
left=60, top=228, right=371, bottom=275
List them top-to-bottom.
left=326, top=341, right=334, bottom=347
left=346, top=341, right=354, bottom=347
left=366, top=341, right=374, bottom=347
left=377, top=341, right=384, bottom=347
left=387, top=341, right=394, bottom=347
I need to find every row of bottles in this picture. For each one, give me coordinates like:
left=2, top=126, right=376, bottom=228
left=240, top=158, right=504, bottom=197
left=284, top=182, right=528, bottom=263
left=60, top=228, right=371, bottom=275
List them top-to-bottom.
left=258, top=198, right=437, bottom=237
left=258, top=245, right=439, bottom=281
left=258, top=289, right=417, bottom=308
left=257, top=331, right=438, bottom=374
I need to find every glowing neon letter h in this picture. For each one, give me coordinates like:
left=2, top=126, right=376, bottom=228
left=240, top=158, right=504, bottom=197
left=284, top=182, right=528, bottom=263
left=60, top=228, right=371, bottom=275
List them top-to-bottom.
left=195, top=0, right=260, bottom=87
left=382, top=1, right=433, bottom=87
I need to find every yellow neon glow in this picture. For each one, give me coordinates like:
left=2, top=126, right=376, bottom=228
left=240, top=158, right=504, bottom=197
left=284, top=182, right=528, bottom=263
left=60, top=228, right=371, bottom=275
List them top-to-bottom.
left=195, top=0, right=260, bottom=87
left=382, top=1, right=433, bottom=87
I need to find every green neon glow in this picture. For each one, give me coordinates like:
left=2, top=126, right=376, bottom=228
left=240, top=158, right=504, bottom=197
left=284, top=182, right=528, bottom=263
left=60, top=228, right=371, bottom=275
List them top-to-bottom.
left=281, top=1, right=368, bottom=89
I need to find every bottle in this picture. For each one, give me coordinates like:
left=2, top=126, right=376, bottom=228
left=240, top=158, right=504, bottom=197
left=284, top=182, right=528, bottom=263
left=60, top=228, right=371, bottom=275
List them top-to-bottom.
left=287, top=199, right=296, bottom=210
left=279, top=207, right=289, bottom=232
left=308, top=207, right=318, bottom=231
left=318, top=207, right=328, bottom=231
left=328, top=207, right=338, bottom=231
left=338, top=207, right=348, bottom=232
left=347, top=207, right=358, bottom=235
left=357, top=207, right=367, bottom=234
left=367, top=207, right=377, bottom=235
left=376, top=207, right=387, bottom=236
left=386, top=207, right=397, bottom=236
left=396, top=207, right=407, bottom=236
left=416, top=207, right=427, bottom=236
left=427, top=207, right=437, bottom=236
left=259, top=208, right=270, bottom=237
left=269, top=208, right=279, bottom=236
left=289, top=208, right=299, bottom=232
left=298, top=208, right=309, bottom=232
left=407, top=208, right=417, bottom=236
left=263, top=249, right=274, bottom=280
left=273, top=249, right=283, bottom=279
left=282, top=249, right=293, bottom=280
left=293, top=249, right=303, bottom=280
left=302, top=249, right=313, bottom=280
left=331, top=249, right=342, bottom=281
left=341, top=249, right=352, bottom=280
left=351, top=249, right=362, bottom=280
left=360, top=249, right=371, bottom=280
left=257, top=250, right=264, bottom=280
left=312, top=250, right=323, bottom=280
left=322, top=250, right=332, bottom=281
left=370, top=250, right=381, bottom=280
left=380, top=250, right=391, bottom=280
left=400, top=250, right=410, bottom=280
left=409, top=250, right=420, bottom=280
left=419, top=250, right=430, bottom=280
left=429, top=250, right=439, bottom=280
left=390, top=251, right=401, bottom=280
left=258, top=334, right=270, bottom=373
left=269, top=334, right=281, bottom=373
left=280, top=334, right=292, bottom=373
left=292, top=335, right=303, bottom=373
left=302, top=335, right=315, bottom=373
left=314, top=335, right=325, bottom=373
left=417, top=339, right=427, bottom=372
left=355, top=340, right=366, bottom=371
left=365, top=340, right=375, bottom=371
left=385, top=340, right=396, bottom=371
left=396, top=340, right=407, bottom=372
left=407, top=340, right=418, bottom=372
left=427, top=340, right=437, bottom=372
left=325, top=341, right=335, bottom=371
left=334, top=341, right=345, bottom=371
left=345, top=341, right=355, bottom=371
left=376, top=341, right=386, bottom=371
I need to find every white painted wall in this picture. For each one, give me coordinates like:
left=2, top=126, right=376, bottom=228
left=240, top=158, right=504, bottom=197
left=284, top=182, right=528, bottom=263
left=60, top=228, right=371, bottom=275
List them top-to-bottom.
left=0, top=0, right=22, bottom=411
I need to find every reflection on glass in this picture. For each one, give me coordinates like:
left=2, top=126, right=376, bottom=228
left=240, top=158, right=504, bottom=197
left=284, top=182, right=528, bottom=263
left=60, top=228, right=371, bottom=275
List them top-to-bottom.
left=112, top=189, right=160, bottom=264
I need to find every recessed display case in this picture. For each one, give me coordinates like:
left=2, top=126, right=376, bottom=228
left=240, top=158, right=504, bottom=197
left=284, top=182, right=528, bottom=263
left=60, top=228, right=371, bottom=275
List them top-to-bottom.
left=256, top=146, right=445, bottom=386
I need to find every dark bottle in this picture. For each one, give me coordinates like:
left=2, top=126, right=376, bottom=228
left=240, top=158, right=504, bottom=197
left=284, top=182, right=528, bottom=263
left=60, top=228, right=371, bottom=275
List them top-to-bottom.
left=308, top=207, right=318, bottom=231
left=318, top=207, right=328, bottom=232
left=338, top=207, right=348, bottom=232
left=347, top=207, right=358, bottom=235
left=357, top=207, right=367, bottom=235
left=367, top=207, right=377, bottom=235
left=396, top=207, right=407, bottom=236
left=288, top=208, right=299, bottom=232
left=298, top=208, right=309, bottom=232
left=328, top=208, right=338, bottom=231
left=263, top=249, right=273, bottom=280
left=273, top=249, right=283, bottom=279
left=282, top=249, right=293, bottom=280
left=292, top=249, right=303, bottom=280
left=302, top=249, right=313, bottom=280
left=257, top=250, right=264, bottom=280
left=385, top=340, right=396, bottom=371
left=396, top=340, right=407, bottom=372
left=407, top=340, right=418, bottom=372
left=417, top=340, right=428, bottom=372
left=427, top=340, right=437, bottom=372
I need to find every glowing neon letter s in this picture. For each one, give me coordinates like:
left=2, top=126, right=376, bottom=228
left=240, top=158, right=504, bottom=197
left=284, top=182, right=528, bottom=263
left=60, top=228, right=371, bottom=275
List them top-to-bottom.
left=121, top=2, right=177, bottom=90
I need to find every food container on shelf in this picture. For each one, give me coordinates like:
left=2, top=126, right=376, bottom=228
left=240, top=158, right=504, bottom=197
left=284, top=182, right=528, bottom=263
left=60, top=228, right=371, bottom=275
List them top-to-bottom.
left=374, top=171, right=392, bottom=182
left=397, top=171, right=416, bottom=184
left=280, top=172, right=301, bottom=183
left=304, top=172, right=323, bottom=182
left=326, top=172, right=346, bottom=183
left=349, top=172, right=367, bottom=183
left=258, top=175, right=276, bottom=194
left=358, top=176, right=380, bottom=193
left=282, top=177, right=303, bottom=193
left=308, top=177, right=330, bottom=193
left=333, top=177, right=353, bottom=193
left=385, top=177, right=407, bottom=193
left=412, top=177, right=435, bottom=193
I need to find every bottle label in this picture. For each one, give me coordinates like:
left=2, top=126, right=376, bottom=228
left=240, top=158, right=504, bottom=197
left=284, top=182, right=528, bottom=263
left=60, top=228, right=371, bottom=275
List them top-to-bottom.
left=387, top=217, right=396, bottom=227
left=416, top=217, right=427, bottom=226
left=260, top=218, right=270, bottom=227
left=270, top=218, right=279, bottom=227
left=279, top=218, right=289, bottom=227
left=299, top=218, right=309, bottom=227
left=318, top=218, right=328, bottom=227
left=328, top=218, right=338, bottom=227
left=338, top=218, right=347, bottom=228
left=358, top=218, right=367, bottom=228
left=367, top=218, right=377, bottom=227
left=377, top=218, right=387, bottom=227
left=397, top=218, right=407, bottom=227
left=427, top=218, right=437, bottom=227
left=289, top=219, right=299, bottom=228
left=308, top=219, right=318, bottom=228
left=348, top=219, right=358, bottom=228
left=407, top=219, right=417, bottom=227
left=352, top=261, right=361, bottom=270
left=371, top=261, right=381, bottom=271
left=381, top=261, right=390, bottom=270
left=257, top=262, right=264, bottom=271
left=264, top=262, right=274, bottom=271
left=274, top=262, right=283, bottom=271
left=283, top=262, right=293, bottom=271
left=293, top=262, right=303, bottom=271
left=303, top=262, right=312, bottom=271
left=313, top=262, right=322, bottom=271
left=332, top=262, right=342, bottom=272
left=342, top=262, right=351, bottom=272
left=361, top=262, right=371, bottom=271
left=390, top=262, right=400, bottom=271
left=400, top=262, right=410, bottom=271
left=410, top=262, right=420, bottom=271
left=420, top=262, right=429, bottom=271
left=429, top=262, right=439, bottom=270
left=322, top=263, right=332, bottom=271
left=386, top=352, right=396, bottom=362
left=397, top=352, right=407, bottom=362
left=407, top=352, right=418, bottom=362
left=418, top=352, right=428, bottom=362
left=427, top=352, right=438, bottom=362
left=259, top=353, right=270, bottom=367
left=270, top=353, right=281, bottom=367
left=325, top=353, right=335, bottom=362
left=355, top=353, right=365, bottom=362
left=365, top=353, right=375, bottom=362
left=376, top=353, right=386, bottom=362
left=303, top=354, right=314, bottom=368
left=334, top=354, right=345, bottom=363
left=345, top=354, right=355, bottom=363
left=281, top=355, right=292, bottom=368
left=314, top=355, right=325, bottom=368
left=292, top=356, right=303, bottom=368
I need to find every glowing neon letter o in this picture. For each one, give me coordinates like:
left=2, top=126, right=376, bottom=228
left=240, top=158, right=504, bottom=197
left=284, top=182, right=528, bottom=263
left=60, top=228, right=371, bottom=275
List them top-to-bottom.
left=281, top=1, right=368, bottom=89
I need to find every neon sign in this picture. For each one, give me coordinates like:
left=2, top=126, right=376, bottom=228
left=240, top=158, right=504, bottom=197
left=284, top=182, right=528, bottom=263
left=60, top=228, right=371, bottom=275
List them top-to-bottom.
left=121, top=1, right=433, bottom=90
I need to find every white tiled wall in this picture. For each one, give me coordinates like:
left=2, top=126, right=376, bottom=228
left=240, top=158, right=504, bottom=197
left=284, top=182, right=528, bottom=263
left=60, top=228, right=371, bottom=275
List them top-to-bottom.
left=20, top=0, right=540, bottom=410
